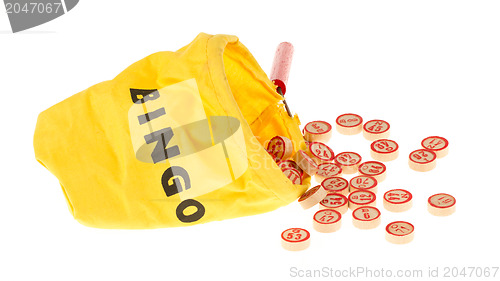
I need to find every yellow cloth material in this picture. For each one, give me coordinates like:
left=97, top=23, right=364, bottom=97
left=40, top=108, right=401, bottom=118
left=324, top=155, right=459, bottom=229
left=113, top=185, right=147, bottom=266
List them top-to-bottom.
left=34, top=33, right=309, bottom=229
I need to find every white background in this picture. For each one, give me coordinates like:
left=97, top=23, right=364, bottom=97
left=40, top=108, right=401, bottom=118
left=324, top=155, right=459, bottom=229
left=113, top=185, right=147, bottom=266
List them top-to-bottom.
left=1, top=1, right=499, bottom=280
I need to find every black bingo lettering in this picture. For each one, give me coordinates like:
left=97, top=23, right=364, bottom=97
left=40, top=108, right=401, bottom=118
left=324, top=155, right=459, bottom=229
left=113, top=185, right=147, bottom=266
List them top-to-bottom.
left=130, top=88, right=205, bottom=223
left=144, top=127, right=180, bottom=164
left=161, top=166, right=191, bottom=196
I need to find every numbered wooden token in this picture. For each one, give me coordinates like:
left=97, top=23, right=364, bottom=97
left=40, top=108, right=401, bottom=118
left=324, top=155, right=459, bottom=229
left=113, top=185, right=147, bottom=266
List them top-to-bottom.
left=336, top=113, right=363, bottom=135
left=363, top=119, right=390, bottom=141
left=303, top=121, right=332, bottom=143
left=266, top=136, right=293, bottom=162
left=421, top=136, right=449, bottom=158
left=371, top=139, right=399, bottom=162
left=308, top=142, right=335, bottom=164
left=409, top=149, right=437, bottom=172
left=293, top=150, right=319, bottom=176
left=334, top=152, right=362, bottom=174
left=278, top=160, right=303, bottom=176
left=358, top=161, right=387, bottom=183
left=315, top=162, right=342, bottom=183
left=282, top=168, right=302, bottom=185
left=349, top=175, right=378, bottom=193
left=321, top=177, right=349, bottom=196
left=298, top=185, right=327, bottom=209
left=383, top=189, right=413, bottom=212
left=348, top=190, right=376, bottom=210
left=319, top=193, right=349, bottom=214
left=428, top=193, right=456, bottom=216
left=352, top=206, right=381, bottom=229
left=313, top=209, right=342, bottom=233
left=385, top=221, right=414, bottom=244
left=281, top=228, right=311, bottom=251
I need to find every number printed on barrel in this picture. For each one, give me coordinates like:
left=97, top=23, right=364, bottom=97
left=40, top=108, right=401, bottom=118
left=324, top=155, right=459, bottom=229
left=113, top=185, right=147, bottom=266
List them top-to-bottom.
left=336, top=114, right=363, bottom=127
left=364, top=120, right=390, bottom=134
left=305, top=121, right=331, bottom=134
left=422, top=136, right=448, bottom=150
left=266, top=137, right=285, bottom=161
left=267, top=138, right=285, bottom=159
left=371, top=139, right=398, bottom=153
left=309, top=142, right=335, bottom=162
left=409, top=149, right=436, bottom=163
left=335, top=152, right=362, bottom=166
left=278, top=160, right=302, bottom=174
left=358, top=161, right=386, bottom=176
left=316, top=163, right=342, bottom=178
left=282, top=168, right=302, bottom=185
left=350, top=175, right=377, bottom=191
left=321, top=177, right=349, bottom=193
left=385, top=189, right=412, bottom=204
left=350, top=191, right=375, bottom=204
left=320, top=193, right=348, bottom=208
left=429, top=193, right=455, bottom=208
left=353, top=206, right=380, bottom=221
left=314, top=209, right=341, bottom=224
left=386, top=221, right=414, bottom=236
left=282, top=228, right=310, bottom=242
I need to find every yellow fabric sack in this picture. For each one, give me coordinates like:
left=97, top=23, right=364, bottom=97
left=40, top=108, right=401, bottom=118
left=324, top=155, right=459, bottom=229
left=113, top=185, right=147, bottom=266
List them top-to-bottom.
left=34, top=33, right=310, bottom=229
